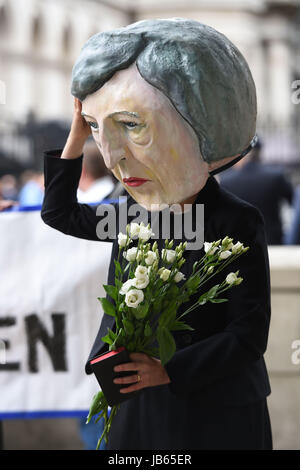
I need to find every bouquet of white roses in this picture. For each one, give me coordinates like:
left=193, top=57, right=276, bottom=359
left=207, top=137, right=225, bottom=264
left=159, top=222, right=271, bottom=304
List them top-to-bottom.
left=87, top=222, right=249, bottom=449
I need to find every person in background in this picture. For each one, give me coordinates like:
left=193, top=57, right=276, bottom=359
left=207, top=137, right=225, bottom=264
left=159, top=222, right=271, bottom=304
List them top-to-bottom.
left=219, top=139, right=294, bottom=245
left=77, top=140, right=115, bottom=203
left=18, top=170, right=44, bottom=206
left=0, top=174, right=18, bottom=201
left=0, top=174, right=19, bottom=211
left=285, top=186, right=300, bottom=244
left=0, top=199, right=18, bottom=211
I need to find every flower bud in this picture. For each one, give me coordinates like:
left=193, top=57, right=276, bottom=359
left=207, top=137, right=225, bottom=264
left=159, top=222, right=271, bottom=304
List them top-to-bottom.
left=118, top=232, right=128, bottom=247
left=176, top=242, right=183, bottom=252
left=219, top=250, right=231, bottom=260
left=160, top=269, right=171, bottom=282
left=174, top=271, right=186, bottom=283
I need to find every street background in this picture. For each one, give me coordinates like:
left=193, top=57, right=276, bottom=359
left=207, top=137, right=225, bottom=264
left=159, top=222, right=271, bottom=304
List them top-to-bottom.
left=1, top=0, right=300, bottom=450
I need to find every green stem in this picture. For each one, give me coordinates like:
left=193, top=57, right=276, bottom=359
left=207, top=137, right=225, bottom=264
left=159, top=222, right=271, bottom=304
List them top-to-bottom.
left=96, top=404, right=118, bottom=450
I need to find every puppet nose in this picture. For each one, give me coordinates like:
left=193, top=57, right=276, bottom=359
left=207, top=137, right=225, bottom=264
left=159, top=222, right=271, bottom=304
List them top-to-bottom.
left=98, top=128, right=126, bottom=170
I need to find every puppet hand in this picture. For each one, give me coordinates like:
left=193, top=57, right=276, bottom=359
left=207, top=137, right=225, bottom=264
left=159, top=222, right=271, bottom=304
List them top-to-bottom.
left=61, top=98, right=91, bottom=159
left=113, top=352, right=171, bottom=394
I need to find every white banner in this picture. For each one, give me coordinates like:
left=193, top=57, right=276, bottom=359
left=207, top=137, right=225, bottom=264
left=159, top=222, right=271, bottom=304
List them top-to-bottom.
left=0, top=208, right=112, bottom=417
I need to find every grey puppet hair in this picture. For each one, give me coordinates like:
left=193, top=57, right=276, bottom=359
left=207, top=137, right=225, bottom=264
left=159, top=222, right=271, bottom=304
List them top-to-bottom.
left=71, top=18, right=257, bottom=167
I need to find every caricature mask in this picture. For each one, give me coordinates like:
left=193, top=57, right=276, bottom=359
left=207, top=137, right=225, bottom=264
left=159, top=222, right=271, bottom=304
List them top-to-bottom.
left=71, top=18, right=257, bottom=210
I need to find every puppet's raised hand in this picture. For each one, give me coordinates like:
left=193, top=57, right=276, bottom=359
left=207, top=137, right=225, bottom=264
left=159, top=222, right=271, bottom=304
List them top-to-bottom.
left=61, top=98, right=91, bottom=159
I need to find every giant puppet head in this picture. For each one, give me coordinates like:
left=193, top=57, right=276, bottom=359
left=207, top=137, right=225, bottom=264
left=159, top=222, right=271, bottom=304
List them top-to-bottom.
left=71, top=18, right=257, bottom=211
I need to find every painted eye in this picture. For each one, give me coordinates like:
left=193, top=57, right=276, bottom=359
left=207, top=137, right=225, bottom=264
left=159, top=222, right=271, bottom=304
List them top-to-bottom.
left=87, top=121, right=99, bottom=130
left=122, top=121, right=138, bottom=129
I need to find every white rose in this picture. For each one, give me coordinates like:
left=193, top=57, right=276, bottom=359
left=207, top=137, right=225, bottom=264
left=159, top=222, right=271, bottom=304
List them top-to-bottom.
left=129, top=222, right=140, bottom=238
left=138, top=225, right=154, bottom=242
left=118, top=232, right=128, bottom=247
left=232, top=241, right=244, bottom=254
left=204, top=242, right=218, bottom=255
left=204, top=242, right=212, bottom=252
left=124, top=247, right=138, bottom=262
left=162, top=249, right=177, bottom=264
left=219, top=250, right=231, bottom=260
left=145, top=251, right=157, bottom=265
left=135, top=265, right=148, bottom=279
left=160, top=268, right=171, bottom=281
left=174, top=271, right=186, bottom=283
left=226, top=272, right=238, bottom=285
left=132, top=275, right=149, bottom=289
left=120, top=279, right=135, bottom=295
left=125, top=289, right=144, bottom=308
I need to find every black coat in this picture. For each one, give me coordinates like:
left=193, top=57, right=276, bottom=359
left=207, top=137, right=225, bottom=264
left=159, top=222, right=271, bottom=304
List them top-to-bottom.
left=41, top=150, right=273, bottom=450
left=220, top=160, right=294, bottom=245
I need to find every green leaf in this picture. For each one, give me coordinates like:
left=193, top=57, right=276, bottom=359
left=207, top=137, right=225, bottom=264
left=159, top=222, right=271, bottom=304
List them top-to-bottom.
left=114, top=260, right=122, bottom=277
left=185, top=275, right=201, bottom=293
left=168, top=284, right=180, bottom=297
left=206, top=284, right=219, bottom=299
left=103, top=285, right=118, bottom=301
left=197, top=285, right=220, bottom=305
left=198, top=294, right=208, bottom=306
left=98, top=297, right=116, bottom=317
left=152, top=297, right=163, bottom=314
left=209, top=298, right=228, bottom=304
left=159, top=301, right=177, bottom=328
left=132, top=302, right=149, bottom=320
left=122, top=318, right=134, bottom=335
left=170, top=321, right=194, bottom=332
left=144, top=322, right=152, bottom=337
left=157, top=326, right=176, bottom=366
left=101, top=328, right=117, bottom=346
left=107, top=328, right=117, bottom=341
left=101, top=333, right=113, bottom=345
left=127, top=340, right=137, bottom=351
left=86, top=391, right=107, bottom=423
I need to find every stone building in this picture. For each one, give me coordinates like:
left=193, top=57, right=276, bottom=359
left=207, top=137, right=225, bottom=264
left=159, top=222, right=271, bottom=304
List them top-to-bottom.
left=0, top=0, right=300, bottom=450
left=1, top=0, right=300, bottom=165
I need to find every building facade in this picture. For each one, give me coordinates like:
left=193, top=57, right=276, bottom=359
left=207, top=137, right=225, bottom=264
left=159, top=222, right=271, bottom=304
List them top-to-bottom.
left=0, top=0, right=300, bottom=165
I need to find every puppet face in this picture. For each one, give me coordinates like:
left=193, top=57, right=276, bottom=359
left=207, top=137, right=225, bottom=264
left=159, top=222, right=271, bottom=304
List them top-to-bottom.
left=81, top=63, right=209, bottom=211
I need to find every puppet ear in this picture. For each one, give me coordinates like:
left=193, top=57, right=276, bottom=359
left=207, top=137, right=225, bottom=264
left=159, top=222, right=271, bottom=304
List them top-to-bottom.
left=207, top=135, right=258, bottom=176
left=208, top=154, right=241, bottom=174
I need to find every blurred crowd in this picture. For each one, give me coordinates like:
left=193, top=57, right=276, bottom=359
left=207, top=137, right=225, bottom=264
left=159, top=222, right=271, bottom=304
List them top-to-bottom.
left=1, top=134, right=300, bottom=451
left=0, top=138, right=300, bottom=244
left=0, top=139, right=124, bottom=213
left=218, top=139, right=300, bottom=245
left=0, top=170, right=44, bottom=211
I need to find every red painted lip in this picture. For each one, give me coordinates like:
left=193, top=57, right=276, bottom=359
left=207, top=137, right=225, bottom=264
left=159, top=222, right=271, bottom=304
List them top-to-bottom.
left=123, top=177, right=149, bottom=187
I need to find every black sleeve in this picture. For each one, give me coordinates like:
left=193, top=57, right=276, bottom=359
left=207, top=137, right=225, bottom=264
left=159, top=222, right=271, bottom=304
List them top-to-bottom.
left=41, top=149, right=118, bottom=242
left=164, top=206, right=271, bottom=396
